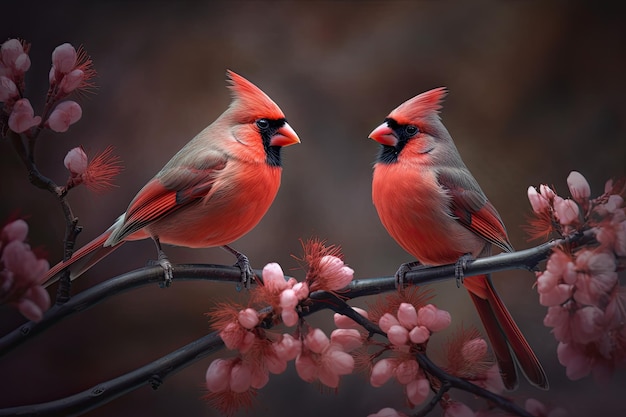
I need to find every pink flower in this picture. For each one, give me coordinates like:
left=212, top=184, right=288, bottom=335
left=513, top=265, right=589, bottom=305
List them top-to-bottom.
left=0, top=39, right=30, bottom=77
left=51, top=43, right=77, bottom=76
left=59, top=69, right=84, bottom=94
left=0, top=75, right=18, bottom=101
left=8, top=98, right=41, bottom=133
left=47, top=100, right=82, bottom=132
left=63, top=146, right=123, bottom=193
left=64, top=147, right=89, bottom=176
left=567, top=171, right=591, bottom=206
left=540, top=184, right=556, bottom=201
left=528, top=186, right=550, bottom=214
left=553, top=197, right=579, bottom=226
left=0, top=219, right=50, bottom=322
left=317, top=255, right=354, bottom=290
left=397, top=303, right=418, bottom=328
left=417, top=304, right=451, bottom=332
left=333, top=307, right=369, bottom=329
left=238, top=308, right=259, bottom=329
left=378, top=312, right=400, bottom=333
left=387, top=325, right=409, bottom=346
left=295, top=327, right=355, bottom=388
left=330, top=328, right=362, bottom=352
left=557, top=342, right=591, bottom=380
left=205, top=358, right=234, bottom=392
left=370, top=358, right=395, bottom=387
left=394, top=359, right=419, bottom=384
left=405, top=377, right=430, bottom=406
left=525, top=398, right=570, bottom=417
left=443, top=401, right=476, bottom=417
left=368, top=408, right=407, bottom=417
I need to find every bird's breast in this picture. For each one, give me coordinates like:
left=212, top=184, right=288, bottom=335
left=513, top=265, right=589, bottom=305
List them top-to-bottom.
left=372, top=162, right=483, bottom=265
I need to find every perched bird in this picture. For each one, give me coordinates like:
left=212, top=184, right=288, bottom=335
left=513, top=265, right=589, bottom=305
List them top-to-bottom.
left=42, top=70, right=300, bottom=288
left=368, top=87, right=547, bottom=390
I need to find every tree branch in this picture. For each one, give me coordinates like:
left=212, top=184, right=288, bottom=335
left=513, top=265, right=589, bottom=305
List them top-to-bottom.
left=0, top=233, right=592, bottom=416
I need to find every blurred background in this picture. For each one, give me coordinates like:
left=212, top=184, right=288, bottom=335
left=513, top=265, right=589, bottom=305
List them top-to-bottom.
left=1, top=1, right=625, bottom=416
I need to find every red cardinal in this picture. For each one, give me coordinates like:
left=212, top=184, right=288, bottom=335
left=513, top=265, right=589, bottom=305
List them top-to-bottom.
left=42, top=70, right=300, bottom=288
left=369, top=87, right=547, bottom=390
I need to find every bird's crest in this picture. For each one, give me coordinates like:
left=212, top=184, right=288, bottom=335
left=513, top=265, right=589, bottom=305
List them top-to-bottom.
left=226, top=70, right=285, bottom=121
left=388, top=87, right=447, bottom=124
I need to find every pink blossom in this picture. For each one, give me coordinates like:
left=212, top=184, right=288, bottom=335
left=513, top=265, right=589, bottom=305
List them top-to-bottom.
left=0, top=39, right=30, bottom=76
left=51, top=43, right=77, bottom=75
left=59, top=69, right=84, bottom=93
left=0, top=75, right=18, bottom=101
left=8, top=98, right=41, bottom=133
left=47, top=100, right=82, bottom=132
left=64, top=147, right=89, bottom=176
left=567, top=171, right=591, bottom=206
left=539, top=184, right=556, bottom=201
left=528, top=186, right=550, bottom=214
left=553, top=197, right=579, bottom=226
left=0, top=219, right=50, bottom=322
left=1, top=219, right=28, bottom=242
left=317, top=255, right=354, bottom=290
left=261, top=262, right=288, bottom=292
left=292, top=281, right=309, bottom=300
left=538, top=284, right=572, bottom=307
left=397, top=302, right=419, bottom=328
left=417, top=304, right=451, bottom=332
left=333, top=307, right=369, bottom=329
left=237, top=308, right=259, bottom=329
left=281, top=309, right=299, bottom=327
left=378, top=313, right=401, bottom=333
left=219, top=322, right=255, bottom=352
left=387, top=325, right=409, bottom=346
left=408, top=325, right=430, bottom=344
left=295, top=327, right=355, bottom=388
left=330, top=328, right=362, bottom=352
left=272, top=333, right=301, bottom=361
left=461, top=338, right=488, bottom=363
left=557, top=342, right=591, bottom=380
left=205, top=358, right=234, bottom=392
left=370, top=358, right=395, bottom=387
left=394, top=359, right=419, bottom=384
left=229, top=361, right=252, bottom=393
left=405, top=377, right=430, bottom=406
left=525, top=398, right=570, bottom=417
left=443, top=401, right=476, bottom=417
left=368, top=408, right=407, bottom=417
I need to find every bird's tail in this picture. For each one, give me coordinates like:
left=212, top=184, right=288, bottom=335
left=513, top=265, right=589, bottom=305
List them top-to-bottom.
left=41, top=229, right=123, bottom=288
left=465, top=274, right=549, bottom=390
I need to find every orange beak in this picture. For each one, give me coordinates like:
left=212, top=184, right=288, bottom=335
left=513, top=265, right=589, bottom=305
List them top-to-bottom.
left=270, top=122, right=301, bottom=147
left=368, top=122, right=398, bottom=147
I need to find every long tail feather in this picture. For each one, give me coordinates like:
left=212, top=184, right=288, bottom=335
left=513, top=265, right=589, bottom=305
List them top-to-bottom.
left=41, top=230, right=122, bottom=288
left=466, top=274, right=548, bottom=390
left=484, top=276, right=549, bottom=389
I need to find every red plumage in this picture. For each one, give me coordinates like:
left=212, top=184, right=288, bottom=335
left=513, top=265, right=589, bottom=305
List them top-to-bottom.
left=43, top=71, right=300, bottom=287
left=370, top=88, right=547, bottom=390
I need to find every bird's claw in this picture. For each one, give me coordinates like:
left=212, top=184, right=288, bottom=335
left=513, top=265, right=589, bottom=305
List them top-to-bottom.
left=222, top=245, right=255, bottom=290
left=147, top=250, right=173, bottom=288
left=233, top=252, right=254, bottom=291
left=454, top=253, right=474, bottom=288
left=394, top=261, right=422, bottom=289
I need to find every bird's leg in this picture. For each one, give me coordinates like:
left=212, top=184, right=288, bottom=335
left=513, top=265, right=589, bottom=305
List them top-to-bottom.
left=149, top=236, right=173, bottom=288
left=222, top=245, right=255, bottom=290
left=454, top=253, right=474, bottom=288
left=394, top=261, right=424, bottom=289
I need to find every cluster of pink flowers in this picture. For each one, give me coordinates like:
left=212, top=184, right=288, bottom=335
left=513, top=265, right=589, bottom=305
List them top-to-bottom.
left=1, top=38, right=93, bottom=135
left=528, top=171, right=626, bottom=381
left=0, top=219, right=50, bottom=321
left=204, top=241, right=359, bottom=415
left=369, top=302, right=450, bottom=406
left=368, top=397, right=567, bottom=417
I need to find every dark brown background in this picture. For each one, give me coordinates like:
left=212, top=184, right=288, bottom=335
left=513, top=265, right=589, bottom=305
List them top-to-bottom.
left=1, top=1, right=625, bottom=416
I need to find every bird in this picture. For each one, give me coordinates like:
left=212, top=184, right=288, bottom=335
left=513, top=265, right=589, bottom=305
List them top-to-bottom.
left=42, top=70, right=300, bottom=289
left=368, top=87, right=548, bottom=390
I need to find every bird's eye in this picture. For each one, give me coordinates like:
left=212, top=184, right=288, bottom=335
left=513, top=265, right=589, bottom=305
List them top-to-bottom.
left=256, top=119, right=270, bottom=129
left=405, top=125, right=419, bottom=136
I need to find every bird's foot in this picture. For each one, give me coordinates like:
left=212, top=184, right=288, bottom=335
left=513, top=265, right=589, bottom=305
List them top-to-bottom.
left=222, top=245, right=255, bottom=290
left=147, top=250, right=174, bottom=288
left=454, top=253, right=474, bottom=288
left=394, top=261, right=423, bottom=289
